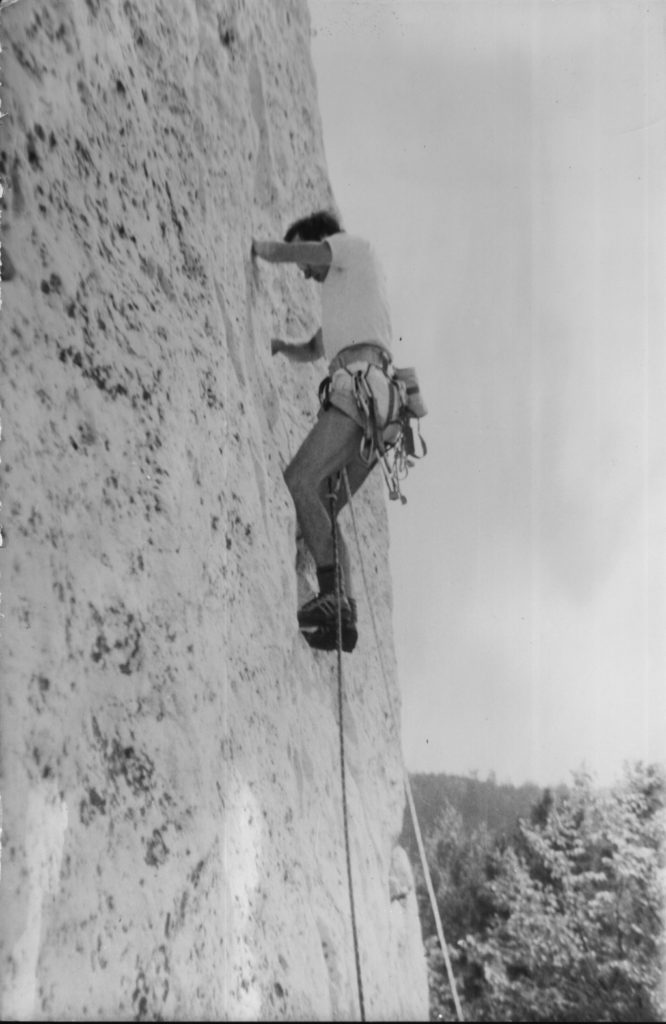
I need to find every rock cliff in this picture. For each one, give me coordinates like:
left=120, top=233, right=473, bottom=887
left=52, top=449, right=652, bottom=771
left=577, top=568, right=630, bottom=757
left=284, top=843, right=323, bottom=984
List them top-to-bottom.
left=0, top=1, right=428, bottom=1019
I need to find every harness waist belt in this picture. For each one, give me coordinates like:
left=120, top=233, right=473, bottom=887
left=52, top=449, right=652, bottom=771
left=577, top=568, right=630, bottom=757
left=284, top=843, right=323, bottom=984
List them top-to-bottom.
left=328, top=342, right=393, bottom=375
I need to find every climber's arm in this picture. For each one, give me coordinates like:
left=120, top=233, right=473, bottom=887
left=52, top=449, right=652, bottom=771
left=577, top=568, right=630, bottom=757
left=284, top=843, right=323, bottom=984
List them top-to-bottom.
left=252, top=239, right=331, bottom=267
left=271, top=328, right=324, bottom=363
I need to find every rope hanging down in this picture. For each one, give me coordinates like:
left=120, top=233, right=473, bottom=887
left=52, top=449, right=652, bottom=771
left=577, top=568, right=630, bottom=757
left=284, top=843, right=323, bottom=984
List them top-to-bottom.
left=340, top=469, right=465, bottom=1023
left=328, top=476, right=366, bottom=1022
left=404, top=777, right=465, bottom=1022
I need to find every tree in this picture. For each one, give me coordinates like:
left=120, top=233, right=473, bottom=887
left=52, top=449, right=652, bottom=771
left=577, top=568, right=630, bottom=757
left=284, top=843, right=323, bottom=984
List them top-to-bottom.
left=422, top=763, right=665, bottom=1022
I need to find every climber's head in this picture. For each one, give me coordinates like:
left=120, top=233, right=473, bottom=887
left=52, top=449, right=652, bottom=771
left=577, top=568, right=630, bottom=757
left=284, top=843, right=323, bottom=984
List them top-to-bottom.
left=284, top=210, right=340, bottom=283
left=284, top=210, right=341, bottom=244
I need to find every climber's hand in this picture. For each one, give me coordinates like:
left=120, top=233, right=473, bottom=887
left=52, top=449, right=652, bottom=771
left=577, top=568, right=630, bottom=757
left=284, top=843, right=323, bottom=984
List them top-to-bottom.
left=252, top=239, right=277, bottom=261
left=271, top=338, right=284, bottom=356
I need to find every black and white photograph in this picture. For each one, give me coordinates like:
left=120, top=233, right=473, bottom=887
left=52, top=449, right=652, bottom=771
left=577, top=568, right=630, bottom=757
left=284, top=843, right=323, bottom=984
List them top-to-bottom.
left=0, top=0, right=664, bottom=1019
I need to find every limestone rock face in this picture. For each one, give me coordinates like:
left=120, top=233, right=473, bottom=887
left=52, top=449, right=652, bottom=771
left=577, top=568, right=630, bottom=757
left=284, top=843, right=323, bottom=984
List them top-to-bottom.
left=0, top=1, right=428, bottom=1019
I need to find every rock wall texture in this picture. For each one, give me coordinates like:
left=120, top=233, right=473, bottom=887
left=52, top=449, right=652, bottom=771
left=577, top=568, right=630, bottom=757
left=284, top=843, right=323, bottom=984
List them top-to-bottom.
left=0, top=0, right=428, bottom=1020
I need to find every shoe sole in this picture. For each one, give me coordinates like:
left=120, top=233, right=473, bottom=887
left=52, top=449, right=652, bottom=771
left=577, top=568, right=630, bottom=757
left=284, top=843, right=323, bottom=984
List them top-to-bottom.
left=298, top=607, right=355, bottom=629
left=301, top=624, right=358, bottom=653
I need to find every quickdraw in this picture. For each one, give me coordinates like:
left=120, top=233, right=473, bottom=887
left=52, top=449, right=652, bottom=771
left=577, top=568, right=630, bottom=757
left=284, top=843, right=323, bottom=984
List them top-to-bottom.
left=378, top=409, right=427, bottom=505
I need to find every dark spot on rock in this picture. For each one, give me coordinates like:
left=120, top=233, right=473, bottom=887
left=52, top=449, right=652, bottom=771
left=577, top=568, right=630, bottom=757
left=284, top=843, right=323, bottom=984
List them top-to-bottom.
left=218, top=18, right=236, bottom=49
left=115, top=78, right=126, bottom=94
left=35, top=123, right=45, bottom=141
left=27, top=133, right=41, bottom=169
left=74, top=138, right=94, bottom=176
left=49, top=273, right=62, bottom=292
left=40, top=280, right=50, bottom=294
left=91, top=632, right=110, bottom=662
left=38, top=675, right=50, bottom=693
left=107, top=740, right=154, bottom=795
left=80, top=787, right=106, bottom=826
left=89, top=787, right=106, bottom=813
left=145, top=829, right=168, bottom=867
left=190, top=858, right=205, bottom=887
left=179, top=891, right=189, bottom=920
left=274, top=982, right=285, bottom=999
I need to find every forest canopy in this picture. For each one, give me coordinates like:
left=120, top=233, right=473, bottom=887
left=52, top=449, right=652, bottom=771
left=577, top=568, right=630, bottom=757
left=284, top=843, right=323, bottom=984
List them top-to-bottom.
left=402, top=763, right=665, bottom=1022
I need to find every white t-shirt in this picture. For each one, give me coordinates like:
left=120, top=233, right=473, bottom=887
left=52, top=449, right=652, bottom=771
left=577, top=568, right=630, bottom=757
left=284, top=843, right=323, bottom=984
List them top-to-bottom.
left=321, top=233, right=393, bottom=362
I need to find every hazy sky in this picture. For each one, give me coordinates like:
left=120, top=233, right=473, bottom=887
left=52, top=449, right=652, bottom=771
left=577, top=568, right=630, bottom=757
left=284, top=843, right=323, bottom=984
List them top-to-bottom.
left=309, top=0, right=666, bottom=787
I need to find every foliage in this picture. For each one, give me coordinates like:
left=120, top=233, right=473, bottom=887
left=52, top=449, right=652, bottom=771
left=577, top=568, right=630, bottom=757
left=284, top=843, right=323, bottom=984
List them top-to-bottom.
left=409, top=763, right=666, bottom=1022
left=403, top=771, right=544, bottom=843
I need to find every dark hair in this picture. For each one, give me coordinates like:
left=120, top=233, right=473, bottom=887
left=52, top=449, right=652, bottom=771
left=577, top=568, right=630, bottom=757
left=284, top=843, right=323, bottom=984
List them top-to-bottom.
left=284, top=209, right=342, bottom=243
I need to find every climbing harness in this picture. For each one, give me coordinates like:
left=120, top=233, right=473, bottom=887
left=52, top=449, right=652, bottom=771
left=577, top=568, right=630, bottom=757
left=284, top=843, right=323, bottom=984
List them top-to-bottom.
left=319, top=347, right=428, bottom=505
left=325, top=470, right=465, bottom=1023
left=328, top=475, right=366, bottom=1021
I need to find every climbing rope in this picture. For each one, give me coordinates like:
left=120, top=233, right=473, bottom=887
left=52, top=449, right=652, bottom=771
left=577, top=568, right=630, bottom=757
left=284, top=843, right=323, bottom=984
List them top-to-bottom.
left=341, top=469, right=465, bottom=1023
left=328, top=476, right=366, bottom=1022
left=404, top=779, right=465, bottom=1022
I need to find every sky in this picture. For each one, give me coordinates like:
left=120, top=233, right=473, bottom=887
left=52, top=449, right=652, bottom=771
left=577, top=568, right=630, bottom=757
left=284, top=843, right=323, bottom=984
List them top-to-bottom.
left=309, top=0, right=666, bottom=788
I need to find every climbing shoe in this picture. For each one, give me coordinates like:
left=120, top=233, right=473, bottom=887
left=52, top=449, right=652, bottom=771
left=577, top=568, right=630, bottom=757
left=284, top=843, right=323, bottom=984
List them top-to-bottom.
left=298, top=592, right=356, bottom=629
left=299, top=595, right=358, bottom=653
left=303, top=620, right=358, bottom=653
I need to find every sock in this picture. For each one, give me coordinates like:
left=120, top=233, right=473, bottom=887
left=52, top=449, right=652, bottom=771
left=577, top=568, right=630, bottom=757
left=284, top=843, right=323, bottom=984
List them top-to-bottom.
left=316, top=564, right=337, bottom=595
left=316, top=565, right=354, bottom=609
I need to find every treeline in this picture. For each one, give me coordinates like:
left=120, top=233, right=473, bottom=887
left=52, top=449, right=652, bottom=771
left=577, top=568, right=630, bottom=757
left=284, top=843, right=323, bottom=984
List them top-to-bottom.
left=402, top=764, right=665, bottom=1022
left=402, top=771, right=546, bottom=840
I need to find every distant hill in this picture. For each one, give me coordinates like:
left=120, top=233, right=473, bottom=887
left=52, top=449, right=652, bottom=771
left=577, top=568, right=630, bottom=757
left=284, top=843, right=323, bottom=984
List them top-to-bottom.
left=401, top=772, right=548, bottom=849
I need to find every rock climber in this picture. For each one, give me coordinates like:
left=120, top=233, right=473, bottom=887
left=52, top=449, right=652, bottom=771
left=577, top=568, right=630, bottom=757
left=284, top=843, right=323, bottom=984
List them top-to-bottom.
left=251, top=210, right=402, bottom=653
